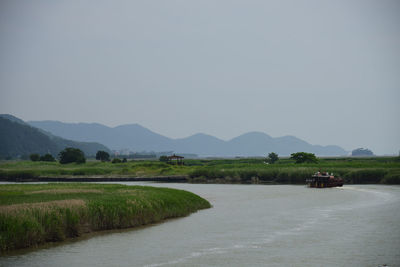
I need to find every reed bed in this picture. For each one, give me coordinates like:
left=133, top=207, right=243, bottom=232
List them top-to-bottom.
left=0, top=157, right=399, bottom=184
left=187, top=157, right=400, bottom=184
left=188, top=165, right=399, bottom=184
left=0, top=183, right=211, bottom=252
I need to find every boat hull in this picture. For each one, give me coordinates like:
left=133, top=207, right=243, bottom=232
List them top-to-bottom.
left=306, top=175, right=344, bottom=188
left=308, top=182, right=343, bottom=188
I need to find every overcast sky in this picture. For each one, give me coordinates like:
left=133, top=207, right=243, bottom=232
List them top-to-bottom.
left=0, top=0, right=399, bottom=155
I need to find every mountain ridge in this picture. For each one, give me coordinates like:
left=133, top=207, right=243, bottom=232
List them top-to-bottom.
left=28, top=120, right=347, bottom=157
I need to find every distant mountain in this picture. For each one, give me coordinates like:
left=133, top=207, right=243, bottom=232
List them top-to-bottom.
left=0, top=115, right=110, bottom=158
left=29, top=120, right=347, bottom=157
left=28, top=121, right=174, bottom=151
left=226, top=132, right=275, bottom=156
left=174, top=133, right=227, bottom=155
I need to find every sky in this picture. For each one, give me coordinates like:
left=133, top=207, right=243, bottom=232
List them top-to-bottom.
left=0, top=0, right=399, bottom=155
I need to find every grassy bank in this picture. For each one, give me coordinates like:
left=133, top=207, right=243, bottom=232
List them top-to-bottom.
left=0, top=157, right=399, bottom=184
left=187, top=157, right=400, bottom=184
left=0, top=160, right=191, bottom=178
left=188, top=164, right=400, bottom=184
left=0, top=183, right=211, bottom=252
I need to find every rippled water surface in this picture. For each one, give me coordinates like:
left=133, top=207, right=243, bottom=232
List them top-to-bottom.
left=1, top=184, right=399, bottom=267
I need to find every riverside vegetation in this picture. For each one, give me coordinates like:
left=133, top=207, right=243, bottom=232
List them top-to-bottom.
left=0, top=157, right=399, bottom=184
left=0, top=183, right=211, bottom=252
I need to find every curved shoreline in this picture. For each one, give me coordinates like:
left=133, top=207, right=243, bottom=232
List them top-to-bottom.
left=0, top=183, right=211, bottom=252
left=1, top=215, right=187, bottom=257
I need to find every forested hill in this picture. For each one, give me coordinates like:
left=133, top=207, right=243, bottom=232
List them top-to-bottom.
left=0, top=115, right=110, bottom=159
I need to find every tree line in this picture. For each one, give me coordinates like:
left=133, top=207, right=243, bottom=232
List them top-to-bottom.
left=31, top=147, right=320, bottom=165
left=30, top=148, right=86, bottom=164
left=29, top=149, right=127, bottom=164
left=265, top=152, right=318, bottom=164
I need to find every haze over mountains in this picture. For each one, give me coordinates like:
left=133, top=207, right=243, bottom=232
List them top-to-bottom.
left=29, top=120, right=347, bottom=157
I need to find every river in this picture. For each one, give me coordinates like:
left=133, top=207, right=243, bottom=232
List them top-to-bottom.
left=1, top=184, right=399, bottom=267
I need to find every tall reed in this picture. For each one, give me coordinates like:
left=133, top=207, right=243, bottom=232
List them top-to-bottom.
left=0, top=183, right=211, bottom=251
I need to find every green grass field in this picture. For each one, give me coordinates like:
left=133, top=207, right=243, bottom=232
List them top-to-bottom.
left=0, top=156, right=399, bottom=184
left=0, top=183, right=211, bottom=252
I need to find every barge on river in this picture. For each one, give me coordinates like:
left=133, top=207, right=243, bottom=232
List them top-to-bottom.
left=306, top=172, right=344, bottom=188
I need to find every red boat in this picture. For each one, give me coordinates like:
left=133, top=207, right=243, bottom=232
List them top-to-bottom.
left=306, top=172, right=343, bottom=188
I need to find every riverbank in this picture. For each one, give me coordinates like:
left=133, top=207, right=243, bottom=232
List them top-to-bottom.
left=0, top=157, right=399, bottom=184
left=0, top=175, right=189, bottom=183
left=0, top=183, right=211, bottom=252
left=2, top=184, right=398, bottom=266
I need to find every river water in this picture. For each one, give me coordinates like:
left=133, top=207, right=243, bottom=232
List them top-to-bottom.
left=1, top=184, right=399, bottom=267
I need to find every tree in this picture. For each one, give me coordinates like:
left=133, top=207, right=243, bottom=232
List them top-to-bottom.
left=59, top=147, right=86, bottom=164
left=96, top=150, right=110, bottom=162
left=266, top=152, right=279, bottom=164
left=290, top=152, right=318, bottom=164
left=30, top=153, right=40, bottom=162
left=40, top=153, right=56, bottom=162
left=159, top=155, right=169, bottom=163
left=111, top=158, right=122, bottom=164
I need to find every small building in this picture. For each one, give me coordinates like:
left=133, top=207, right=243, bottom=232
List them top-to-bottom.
left=167, top=154, right=184, bottom=165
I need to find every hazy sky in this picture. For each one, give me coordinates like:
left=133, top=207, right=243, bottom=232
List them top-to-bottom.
left=0, top=0, right=399, bottom=155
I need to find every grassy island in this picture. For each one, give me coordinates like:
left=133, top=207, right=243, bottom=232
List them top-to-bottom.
left=0, top=183, right=211, bottom=252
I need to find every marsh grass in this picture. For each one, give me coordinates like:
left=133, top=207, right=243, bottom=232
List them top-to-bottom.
left=0, top=157, right=399, bottom=184
left=187, top=157, right=400, bottom=184
left=0, top=161, right=190, bottom=179
left=0, top=183, right=211, bottom=252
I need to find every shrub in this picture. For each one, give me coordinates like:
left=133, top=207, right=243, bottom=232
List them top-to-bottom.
left=59, top=148, right=86, bottom=164
left=95, top=151, right=110, bottom=162
left=266, top=152, right=279, bottom=164
left=290, top=152, right=318, bottom=164
left=30, top=154, right=40, bottom=162
left=40, top=154, right=56, bottom=162
left=111, top=158, right=122, bottom=164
